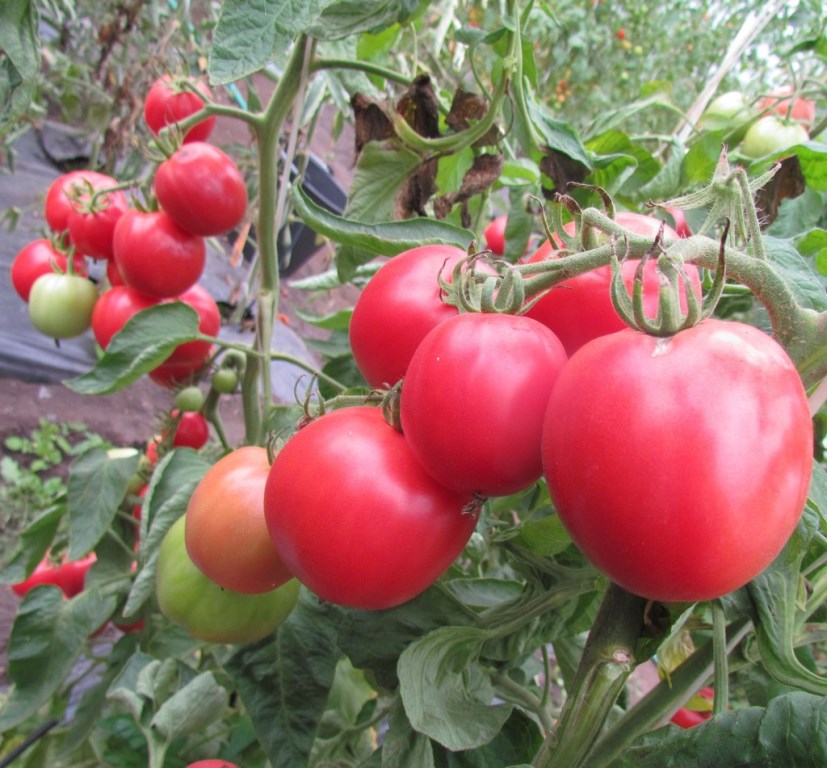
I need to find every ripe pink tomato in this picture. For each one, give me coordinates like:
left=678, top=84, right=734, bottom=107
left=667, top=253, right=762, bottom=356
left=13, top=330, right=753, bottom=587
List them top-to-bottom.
left=144, top=75, right=216, bottom=143
left=759, top=88, right=816, bottom=127
left=154, top=142, right=248, bottom=236
left=44, top=170, right=113, bottom=233
left=65, top=174, right=129, bottom=260
left=113, top=209, right=206, bottom=298
left=525, top=211, right=701, bottom=356
left=483, top=214, right=508, bottom=256
left=11, top=239, right=88, bottom=302
left=349, top=244, right=476, bottom=389
left=91, top=285, right=161, bottom=349
left=401, top=312, right=567, bottom=497
left=542, top=319, right=813, bottom=603
left=264, top=407, right=478, bottom=610
left=171, top=411, right=210, bottom=450
left=186, top=447, right=293, bottom=594
left=12, top=553, right=96, bottom=598
left=185, top=761, right=238, bottom=768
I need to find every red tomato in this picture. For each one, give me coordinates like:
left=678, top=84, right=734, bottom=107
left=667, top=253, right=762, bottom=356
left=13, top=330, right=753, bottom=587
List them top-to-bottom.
left=144, top=75, right=216, bottom=143
left=759, top=88, right=816, bottom=127
left=154, top=142, right=248, bottom=236
left=44, top=170, right=112, bottom=233
left=65, top=175, right=129, bottom=260
left=663, top=207, right=692, bottom=239
left=113, top=209, right=205, bottom=298
left=525, top=212, right=701, bottom=356
left=483, top=214, right=508, bottom=256
left=10, top=239, right=88, bottom=302
left=349, top=244, right=476, bottom=389
left=106, top=256, right=124, bottom=286
left=149, top=284, right=221, bottom=388
left=91, top=285, right=161, bottom=349
left=401, top=312, right=567, bottom=497
left=542, top=319, right=813, bottom=603
left=264, top=407, right=478, bottom=610
left=172, top=411, right=210, bottom=449
left=186, top=447, right=293, bottom=594
left=12, top=553, right=96, bottom=598
left=671, top=687, right=714, bottom=728
left=185, top=760, right=239, bottom=767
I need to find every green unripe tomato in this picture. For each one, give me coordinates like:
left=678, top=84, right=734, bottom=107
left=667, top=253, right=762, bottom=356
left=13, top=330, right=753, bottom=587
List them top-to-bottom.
left=699, top=91, right=748, bottom=129
left=741, top=115, right=809, bottom=159
left=28, top=272, right=98, bottom=339
left=211, top=367, right=239, bottom=394
left=174, top=385, right=205, bottom=412
left=156, top=516, right=299, bottom=644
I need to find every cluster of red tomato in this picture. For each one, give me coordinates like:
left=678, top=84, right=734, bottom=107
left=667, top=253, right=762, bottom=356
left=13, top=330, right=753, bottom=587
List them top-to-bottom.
left=10, top=74, right=247, bottom=389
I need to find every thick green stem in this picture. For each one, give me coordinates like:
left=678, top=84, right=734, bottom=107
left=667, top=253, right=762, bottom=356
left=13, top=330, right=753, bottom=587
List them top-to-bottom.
left=311, top=57, right=413, bottom=86
left=532, top=583, right=647, bottom=768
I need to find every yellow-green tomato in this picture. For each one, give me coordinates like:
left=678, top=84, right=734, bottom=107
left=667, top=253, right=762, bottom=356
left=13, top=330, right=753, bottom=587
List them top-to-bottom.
left=741, top=115, right=809, bottom=159
left=28, top=272, right=98, bottom=339
left=156, top=516, right=300, bottom=644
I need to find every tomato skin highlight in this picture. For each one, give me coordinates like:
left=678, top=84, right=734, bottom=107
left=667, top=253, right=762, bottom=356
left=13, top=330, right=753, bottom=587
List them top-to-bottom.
left=144, top=75, right=216, bottom=143
left=154, top=142, right=248, bottom=236
left=113, top=209, right=206, bottom=298
left=524, top=212, right=701, bottom=356
left=11, top=239, right=88, bottom=302
left=349, top=244, right=469, bottom=389
left=401, top=312, right=568, bottom=497
left=542, top=319, right=813, bottom=603
left=264, top=407, right=477, bottom=610
left=186, top=447, right=293, bottom=594
left=156, top=516, right=299, bottom=644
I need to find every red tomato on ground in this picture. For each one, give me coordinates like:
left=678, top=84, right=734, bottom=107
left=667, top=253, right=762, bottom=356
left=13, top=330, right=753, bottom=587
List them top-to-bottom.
left=144, top=75, right=216, bottom=143
left=154, top=142, right=248, bottom=236
left=44, top=170, right=113, bottom=233
left=65, top=175, right=128, bottom=260
left=113, top=209, right=206, bottom=298
left=525, top=211, right=701, bottom=356
left=483, top=214, right=508, bottom=256
left=10, top=239, right=88, bottom=302
left=349, top=244, right=474, bottom=389
left=148, top=283, right=221, bottom=387
left=91, top=285, right=161, bottom=349
left=401, top=312, right=567, bottom=497
left=542, top=319, right=813, bottom=603
left=264, top=407, right=478, bottom=610
left=186, top=447, right=293, bottom=594
left=12, top=553, right=96, bottom=598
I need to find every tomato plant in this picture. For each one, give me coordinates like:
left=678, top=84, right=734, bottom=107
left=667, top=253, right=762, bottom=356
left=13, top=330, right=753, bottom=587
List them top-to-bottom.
left=144, top=74, right=216, bottom=143
left=740, top=115, right=810, bottom=159
left=154, top=142, right=248, bottom=236
left=113, top=209, right=206, bottom=298
left=525, top=212, right=701, bottom=356
left=10, top=238, right=88, bottom=302
left=349, top=244, right=471, bottom=388
left=28, top=271, right=98, bottom=339
left=91, top=285, right=161, bottom=349
left=401, top=312, right=568, bottom=497
left=542, top=319, right=813, bottom=602
left=264, top=407, right=478, bottom=609
left=186, top=446, right=293, bottom=594
left=156, top=516, right=300, bottom=644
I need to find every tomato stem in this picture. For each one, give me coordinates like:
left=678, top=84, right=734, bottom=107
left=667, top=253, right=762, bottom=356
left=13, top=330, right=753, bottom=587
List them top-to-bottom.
left=711, top=599, right=729, bottom=716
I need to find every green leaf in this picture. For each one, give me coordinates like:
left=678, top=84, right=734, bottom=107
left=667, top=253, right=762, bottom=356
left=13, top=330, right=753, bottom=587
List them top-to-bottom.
left=0, top=0, right=39, bottom=134
left=209, top=0, right=336, bottom=84
left=311, top=0, right=421, bottom=40
left=524, top=88, right=591, bottom=169
left=586, top=130, right=660, bottom=194
left=681, top=132, right=727, bottom=186
left=752, top=141, right=827, bottom=191
left=436, top=148, right=476, bottom=196
left=291, top=184, right=474, bottom=282
left=767, top=190, right=827, bottom=239
left=764, top=236, right=827, bottom=312
left=289, top=262, right=380, bottom=291
left=65, top=304, right=201, bottom=396
left=293, top=306, right=353, bottom=331
left=67, top=448, right=140, bottom=560
left=123, top=449, right=212, bottom=619
left=0, top=503, right=64, bottom=583
left=516, top=513, right=572, bottom=557
left=444, top=578, right=525, bottom=609
left=0, top=587, right=117, bottom=730
left=225, top=591, right=342, bottom=768
left=398, top=625, right=512, bottom=751
left=151, top=671, right=229, bottom=741
left=607, top=692, right=827, bottom=768
left=381, top=695, right=436, bottom=767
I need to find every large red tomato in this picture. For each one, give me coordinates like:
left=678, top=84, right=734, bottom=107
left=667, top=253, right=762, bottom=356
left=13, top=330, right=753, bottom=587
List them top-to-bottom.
left=144, top=75, right=216, bottom=143
left=154, top=142, right=248, bottom=236
left=44, top=170, right=113, bottom=233
left=65, top=174, right=129, bottom=260
left=113, top=209, right=205, bottom=298
left=524, top=211, right=701, bottom=356
left=11, top=239, right=88, bottom=302
left=349, top=244, right=476, bottom=389
left=149, top=284, right=221, bottom=387
left=91, top=285, right=161, bottom=349
left=400, top=312, right=567, bottom=497
left=542, top=319, right=813, bottom=603
left=263, top=407, right=478, bottom=610
left=186, top=447, right=293, bottom=594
